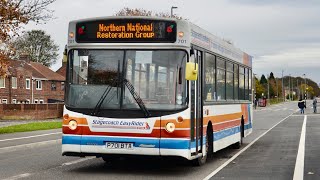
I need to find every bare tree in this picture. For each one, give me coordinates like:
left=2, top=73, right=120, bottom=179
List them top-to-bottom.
left=0, top=0, right=56, bottom=76
left=114, top=7, right=183, bottom=19
left=12, top=30, right=59, bottom=67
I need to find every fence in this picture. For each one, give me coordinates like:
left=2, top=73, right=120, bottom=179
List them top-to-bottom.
left=0, top=103, right=64, bottom=120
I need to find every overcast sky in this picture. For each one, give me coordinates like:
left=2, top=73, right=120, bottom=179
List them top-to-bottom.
left=25, top=0, right=320, bottom=83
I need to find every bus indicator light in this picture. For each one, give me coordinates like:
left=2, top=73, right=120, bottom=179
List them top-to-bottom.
left=178, top=31, right=184, bottom=38
left=69, top=32, right=74, bottom=38
left=63, top=114, right=69, bottom=120
left=177, top=116, right=184, bottom=123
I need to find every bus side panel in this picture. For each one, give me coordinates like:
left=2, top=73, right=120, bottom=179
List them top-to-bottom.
left=243, top=103, right=253, bottom=137
left=203, top=104, right=249, bottom=153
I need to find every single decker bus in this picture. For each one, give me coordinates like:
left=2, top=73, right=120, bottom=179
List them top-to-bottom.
left=62, top=16, right=253, bottom=166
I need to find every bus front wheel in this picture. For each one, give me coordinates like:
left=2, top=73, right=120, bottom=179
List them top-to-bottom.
left=192, top=134, right=209, bottom=166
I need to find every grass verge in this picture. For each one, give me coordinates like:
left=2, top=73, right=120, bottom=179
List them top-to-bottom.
left=0, top=122, right=62, bottom=134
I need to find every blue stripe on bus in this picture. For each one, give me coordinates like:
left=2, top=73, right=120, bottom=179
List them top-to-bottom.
left=247, top=104, right=253, bottom=129
left=213, top=126, right=240, bottom=141
left=62, top=135, right=191, bottom=149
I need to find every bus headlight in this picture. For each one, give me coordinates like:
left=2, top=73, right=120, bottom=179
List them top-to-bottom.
left=68, top=120, right=78, bottom=130
left=165, top=122, right=175, bottom=133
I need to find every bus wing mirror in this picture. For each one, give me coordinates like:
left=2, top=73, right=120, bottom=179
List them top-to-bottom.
left=185, top=62, right=198, bottom=81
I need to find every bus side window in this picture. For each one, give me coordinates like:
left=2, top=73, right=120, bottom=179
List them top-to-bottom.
left=205, top=53, right=216, bottom=101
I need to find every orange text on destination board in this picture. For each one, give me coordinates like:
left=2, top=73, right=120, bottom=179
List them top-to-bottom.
left=97, top=23, right=155, bottom=39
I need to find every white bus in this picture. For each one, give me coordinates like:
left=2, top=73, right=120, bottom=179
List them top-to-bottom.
left=62, top=16, right=253, bottom=166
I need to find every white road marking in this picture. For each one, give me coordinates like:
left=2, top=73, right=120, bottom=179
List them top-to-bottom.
left=203, top=111, right=298, bottom=180
left=293, top=115, right=307, bottom=180
left=0, top=132, right=61, bottom=142
left=0, top=139, right=61, bottom=153
left=62, top=157, right=96, bottom=166
left=3, top=173, right=32, bottom=180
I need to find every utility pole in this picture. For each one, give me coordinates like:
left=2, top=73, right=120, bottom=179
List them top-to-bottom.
left=171, top=6, right=177, bottom=17
left=282, top=70, right=284, bottom=102
left=289, top=74, right=291, bottom=101
left=304, top=74, right=307, bottom=107
left=267, top=75, right=270, bottom=105
left=276, top=78, right=279, bottom=103
left=290, top=78, right=293, bottom=101
left=301, top=78, right=303, bottom=99
left=297, top=79, right=299, bottom=99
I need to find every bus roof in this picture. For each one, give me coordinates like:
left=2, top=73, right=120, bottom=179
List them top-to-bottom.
left=68, top=16, right=252, bottom=67
left=69, top=16, right=179, bottom=23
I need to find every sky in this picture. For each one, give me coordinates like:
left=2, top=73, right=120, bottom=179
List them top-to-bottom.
left=24, top=0, right=320, bottom=84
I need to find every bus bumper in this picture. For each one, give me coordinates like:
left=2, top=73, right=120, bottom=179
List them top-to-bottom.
left=62, top=135, right=192, bottom=160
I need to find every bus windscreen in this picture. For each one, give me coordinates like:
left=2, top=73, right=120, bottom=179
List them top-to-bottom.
left=76, top=19, right=177, bottom=43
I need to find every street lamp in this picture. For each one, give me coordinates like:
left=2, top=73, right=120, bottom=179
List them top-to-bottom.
left=171, top=6, right=177, bottom=17
left=282, top=70, right=284, bottom=102
left=303, top=73, right=307, bottom=106
left=267, top=74, right=270, bottom=105
left=289, top=74, right=291, bottom=101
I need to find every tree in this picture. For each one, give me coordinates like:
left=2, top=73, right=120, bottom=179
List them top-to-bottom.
left=0, top=0, right=56, bottom=75
left=114, top=7, right=183, bottom=19
left=12, top=30, right=59, bottom=67
left=269, top=72, right=275, bottom=80
left=260, top=74, right=267, bottom=84
left=255, top=76, right=264, bottom=98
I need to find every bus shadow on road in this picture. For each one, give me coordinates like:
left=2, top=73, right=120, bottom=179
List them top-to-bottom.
left=63, top=145, right=242, bottom=178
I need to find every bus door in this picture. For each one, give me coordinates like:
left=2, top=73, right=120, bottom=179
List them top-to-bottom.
left=190, top=49, right=204, bottom=155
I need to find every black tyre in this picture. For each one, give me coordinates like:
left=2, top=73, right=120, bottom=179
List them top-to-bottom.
left=232, top=117, right=244, bottom=149
left=192, top=128, right=213, bottom=166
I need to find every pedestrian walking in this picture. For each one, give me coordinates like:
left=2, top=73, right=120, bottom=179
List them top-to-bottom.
left=313, top=97, right=317, bottom=113
left=254, top=98, right=258, bottom=109
left=298, top=98, right=305, bottom=114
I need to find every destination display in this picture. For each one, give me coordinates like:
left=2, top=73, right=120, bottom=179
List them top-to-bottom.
left=76, top=19, right=177, bottom=43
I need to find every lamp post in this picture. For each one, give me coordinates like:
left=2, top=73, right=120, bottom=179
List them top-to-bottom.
left=171, top=6, right=177, bottom=18
left=282, top=70, right=284, bottom=102
left=289, top=74, right=291, bottom=101
left=303, top=74, right=307, bottom=106
left=267, top=75, right=270, bottom=105
left=276, top=78, right=279, bottom=102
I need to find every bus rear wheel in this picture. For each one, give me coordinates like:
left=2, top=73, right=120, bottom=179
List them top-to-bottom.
left=232, top=117, right=244, bottom=149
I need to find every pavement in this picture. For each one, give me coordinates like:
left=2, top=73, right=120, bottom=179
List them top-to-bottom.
left=0, top=118, right=61, bottom=128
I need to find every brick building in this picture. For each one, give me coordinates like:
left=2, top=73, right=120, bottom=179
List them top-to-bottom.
left=0, top=59, right=65, bottom=104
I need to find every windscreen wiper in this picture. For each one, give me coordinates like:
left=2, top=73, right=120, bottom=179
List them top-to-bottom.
left=91, top=78, right=118, bottom=116
left=123, top=79, right=151, bottom=118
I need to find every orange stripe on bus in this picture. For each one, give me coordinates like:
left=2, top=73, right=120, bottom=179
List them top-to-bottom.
left=213, top=120, right=241, bottom=132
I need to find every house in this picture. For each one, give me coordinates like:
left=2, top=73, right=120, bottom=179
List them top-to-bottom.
left=0, top=57, right=65, bottom=104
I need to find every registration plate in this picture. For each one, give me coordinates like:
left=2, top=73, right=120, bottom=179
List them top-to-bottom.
left=106, top=142, right=133, bottom=149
